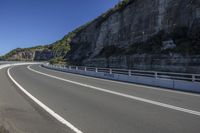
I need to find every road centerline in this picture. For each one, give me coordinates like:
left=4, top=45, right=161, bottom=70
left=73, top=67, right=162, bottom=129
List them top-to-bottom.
left=28, top=65, right=200, bottom=117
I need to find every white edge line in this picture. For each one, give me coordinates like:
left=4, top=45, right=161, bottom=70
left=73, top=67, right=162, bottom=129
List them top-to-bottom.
left=0, top=63, right=41, bottom=70
left=28, top=65, right=200, bottom=117
left=39, top=65, right=200, bottom=97
left=7, top=67, right=83, bottom=133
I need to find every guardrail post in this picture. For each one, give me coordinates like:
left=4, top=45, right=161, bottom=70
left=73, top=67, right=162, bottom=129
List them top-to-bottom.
left=69, top=66, right=71, bottom=70
left=76, top=66, right=78, bottom=70
left=84, top=67, right=87, bottom=71
left=95, top=68, right=98, bottom=73
left=109, top=69, right=112, bottom=74
left=128, top=70, right=131, bottom=76
left=155, top=72, right=158, bottom=79
left=192, top=75, right=195, bottom=82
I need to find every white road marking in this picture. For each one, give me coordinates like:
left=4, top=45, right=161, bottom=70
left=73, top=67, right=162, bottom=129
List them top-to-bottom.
left=0, top=62, right=41, bottom=70
left=28, top=65, right=200, bottom=117
left=39, top=65, right=200, bottom=97
left=8, top=67, right=83, bottom=133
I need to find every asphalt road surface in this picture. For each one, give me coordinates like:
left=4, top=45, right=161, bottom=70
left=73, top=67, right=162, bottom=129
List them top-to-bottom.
left=1, top=64, right=200, bottom=133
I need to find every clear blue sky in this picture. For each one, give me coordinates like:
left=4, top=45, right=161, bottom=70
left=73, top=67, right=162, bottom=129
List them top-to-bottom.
left=0, top=0, right=119, bottom=55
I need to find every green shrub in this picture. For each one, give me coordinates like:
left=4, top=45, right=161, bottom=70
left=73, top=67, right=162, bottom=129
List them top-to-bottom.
left=49, top=57, right=66, bottom=64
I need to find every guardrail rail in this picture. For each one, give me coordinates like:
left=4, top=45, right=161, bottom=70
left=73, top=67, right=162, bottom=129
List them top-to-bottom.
left=45, top=64, right=200, bottom=83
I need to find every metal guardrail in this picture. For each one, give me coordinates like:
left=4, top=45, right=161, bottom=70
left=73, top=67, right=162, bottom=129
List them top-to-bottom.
left=46, top=64, right=200, bottom=83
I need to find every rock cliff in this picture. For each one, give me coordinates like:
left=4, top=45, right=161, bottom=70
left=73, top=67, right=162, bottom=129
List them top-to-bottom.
left=67, top=0, right=200, bottom=73
left=1, top=46, right=53, bottom=61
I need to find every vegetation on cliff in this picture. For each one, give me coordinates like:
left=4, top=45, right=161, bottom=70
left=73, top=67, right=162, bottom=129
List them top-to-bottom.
left=96, top=0, right=133, bottom=26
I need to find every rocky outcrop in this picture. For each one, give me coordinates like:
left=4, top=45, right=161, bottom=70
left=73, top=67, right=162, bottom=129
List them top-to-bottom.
left=2, top=47, right=53, bottom=61
left=34, top=50, right=53, bottom=61
left=9, top=51, right=35, bottom=61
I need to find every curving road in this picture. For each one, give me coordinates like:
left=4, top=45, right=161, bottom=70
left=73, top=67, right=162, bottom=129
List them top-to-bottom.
left=1, top=64, right=200, bottom=133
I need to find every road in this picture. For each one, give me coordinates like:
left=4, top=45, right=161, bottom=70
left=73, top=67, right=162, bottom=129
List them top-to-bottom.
left=0, top=61, right=17, bottom=65
left=0, top=62, right=8, bottom=65
left=1, top=64, right=200, bottom=133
